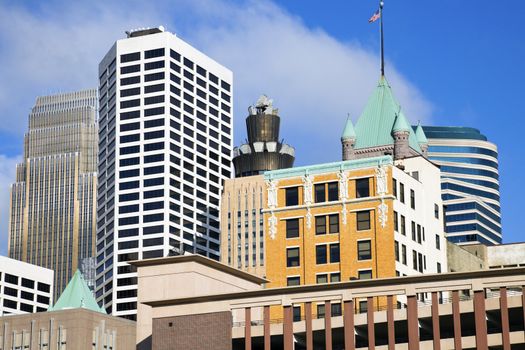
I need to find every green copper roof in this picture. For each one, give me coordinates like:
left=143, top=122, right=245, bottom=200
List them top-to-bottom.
left=354, top=77, right=421, bottom=152
left=392, top=114, right=411, bottom=132
left=341, top=116, right=356, bottom=140
left=415, top=123, right=429, bottom=144
left=264, top=155, right=392, bottom=180
left=48, top=270, right=106, bottom=314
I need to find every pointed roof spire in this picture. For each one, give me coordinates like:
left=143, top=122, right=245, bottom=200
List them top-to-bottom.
left=353, top=76, right=421, bottom=152
left=392, top=112, right=411, bottom=133
left=341, top=114, right=356, bottom=140
left=415, top=122, right=428, bottom=144
left=48, top=270, right=106, bottom=314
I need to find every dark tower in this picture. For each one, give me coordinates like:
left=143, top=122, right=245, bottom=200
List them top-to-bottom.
left=232, top=95, right=295, bottom=177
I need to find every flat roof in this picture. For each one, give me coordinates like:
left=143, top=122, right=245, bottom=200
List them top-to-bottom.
left=130, top=254, right=268, bottom=285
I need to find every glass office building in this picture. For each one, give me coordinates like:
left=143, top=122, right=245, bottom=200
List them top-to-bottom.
left=9, top=89, right=98, bottom=300
left=421, top=126, right=501, bottom=245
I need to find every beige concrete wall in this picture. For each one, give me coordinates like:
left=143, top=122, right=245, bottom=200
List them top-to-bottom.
left=220, top=175, right=267, bottom=278
left=447, top=241, right=486, bottom=272
left=487, top=242, right=525, bottom=267
left=136, top=257, right=265, bottom=349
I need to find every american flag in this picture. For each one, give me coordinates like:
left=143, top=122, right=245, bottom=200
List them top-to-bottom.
left=368, top=10, right=380, bottom=23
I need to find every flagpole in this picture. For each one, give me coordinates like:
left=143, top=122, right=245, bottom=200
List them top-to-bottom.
left=380, top=0, right=385, bottom=76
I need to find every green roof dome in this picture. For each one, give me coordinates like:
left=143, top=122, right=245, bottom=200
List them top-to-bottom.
left=341, top=116, right=356, bottom=140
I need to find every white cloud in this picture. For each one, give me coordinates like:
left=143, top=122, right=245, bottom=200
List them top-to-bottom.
left=0, top=0, right=435, bottom=252
left=187, top=0, right=433, bottom=163
left=0, top=154, right=21, bottom=255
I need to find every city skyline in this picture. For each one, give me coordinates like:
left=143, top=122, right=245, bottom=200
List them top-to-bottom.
left=0, top=0, right=523, bottom=250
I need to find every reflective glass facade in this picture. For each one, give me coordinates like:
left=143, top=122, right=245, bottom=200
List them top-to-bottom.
left=8, top=90, right=98, bottom=300
left=421, top=126, right=501, bottom=245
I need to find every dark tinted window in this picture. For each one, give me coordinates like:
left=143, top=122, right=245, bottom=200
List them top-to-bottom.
left=145, top=48, right=164, bottom=59
left=121, top=52, right=140, bottom=63
left=121, top=64, right=140, bottom=74
left=356, top=178, right=370, bottom=198
left=327, top=182, right=338, bottom=201
left=315, top=184, right=325, bottom=203
left=285, top=187, right=299, bottom=206
left=357, top=211, right=371, bottom=231
left=286, top=219, right=299, bottom=238
left=316, top=245, right=327, bottom=264
left=286, top=247, right=300, bottom=267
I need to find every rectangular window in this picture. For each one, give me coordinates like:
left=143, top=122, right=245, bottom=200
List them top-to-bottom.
left=145, top=48, right=165, bottom=59
left=121, top=52, right=140, bottom=63
left=145, top=60, right=165, bottom=70
left=145, top=72, right=164, bottom=82
left=121, top=76, right=140, bottom=86
left=145, top=83, right=164, bottom=94
left=121, top=87, right=140, bottom=97
left=145, top=95, right=164, bottom=105
left=120, top=99, right=140, bottom=109
left=356, top=178, right=370, bottom=198
left=393, top=178, right=397, bottom=198
left=327, top=182, right=338, bottom=201
left=400, top=183, right=405, bottom=203
left=315, top=184, right=326, bottom=203
left=285, top=187, right=299, bottom=206
left=410, top=189, right=416, bottom=209
left=434, top=204, right=439, bottom=219
left=356, top=211, right=371, bottom=231
left=394, top=211, right=398, bottom=231
left=329, top=214, right=339, bottom=233
left=401, top=215, right=406, bottom=235
left=315, top=216, right=326, bottom=235
left=286, top=219, right=299, bottom=238
left=411, top=221, right=416, bottom=241
left=417, top=225, right=422, bottom=243
left=435, top=234, right=441, bottom=250
left=357, top=240, right=372, bottom=260
left=395, top=241, right=399, bottom=261
left=330, top=243, right=340, bottom=263
left=316, top=245, right=327, bottom=264
left=402, top=245, right=407, bottom=265
left=287, top=247, right=300, bottom=267
left=412, top=250, right=418, bottom=270
left=418, top=253, right=424, bottom=272
left=437, top=262, right=442, bottom=273
left=358, top=270, right=372, bottom=280
left=330, top=273, right=341, bottom=283
left=316, top=274, right=328, bottom=284
left=287, top=276, right=300, bottom=286
left=331, top=303, right=342, bottom=317
left=317, top=304, right=325, bottom=319
left=293, top=306, right=301, bottom=322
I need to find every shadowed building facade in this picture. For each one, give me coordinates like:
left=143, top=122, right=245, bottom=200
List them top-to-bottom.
left=8, top=89, right=98, bottom=300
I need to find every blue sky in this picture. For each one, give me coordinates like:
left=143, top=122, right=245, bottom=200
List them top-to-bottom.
left=0, top=0, right=522, bottom=252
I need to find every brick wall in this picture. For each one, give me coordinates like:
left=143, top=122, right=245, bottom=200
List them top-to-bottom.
left=152, top=311, right=232, bottom=350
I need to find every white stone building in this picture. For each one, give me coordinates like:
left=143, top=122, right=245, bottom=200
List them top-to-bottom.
left=96, top=27, right=233, bottom=319
left=0, top=256, right=54, bottom=315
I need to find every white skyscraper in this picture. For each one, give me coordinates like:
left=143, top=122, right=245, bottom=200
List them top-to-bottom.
left=96, top=27, right=233, bottom=319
